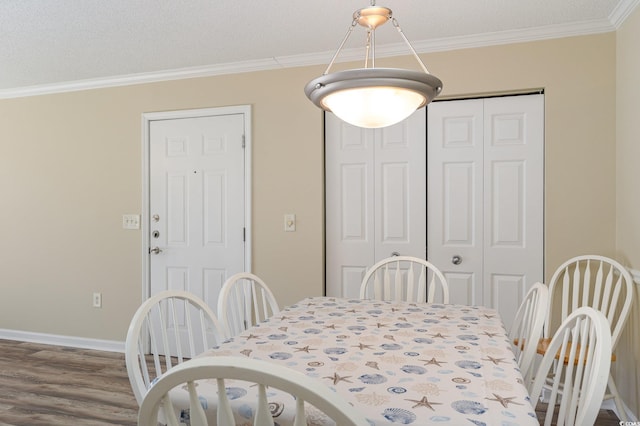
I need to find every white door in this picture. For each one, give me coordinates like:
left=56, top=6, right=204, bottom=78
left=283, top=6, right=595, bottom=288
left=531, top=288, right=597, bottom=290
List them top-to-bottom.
left=427, top=94, right=544, bottom=329
left=427, top=99, right=484, bottom=308
left=146, top=107, right=250, bottom=319
left=326, top=110, right=426, bottom=297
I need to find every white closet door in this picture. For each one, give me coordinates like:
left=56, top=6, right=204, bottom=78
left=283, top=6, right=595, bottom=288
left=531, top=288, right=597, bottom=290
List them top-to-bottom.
left=427, top=94, right=543, bottom=329
left=482, top=95, right=544, bottom=327
left=427, top=99, right=484, bottom=307
left=325, top=111, right=426, bottom=298
left=375, top=112, right=427, bottom=260
left=325, top=114, right=375, bottom=298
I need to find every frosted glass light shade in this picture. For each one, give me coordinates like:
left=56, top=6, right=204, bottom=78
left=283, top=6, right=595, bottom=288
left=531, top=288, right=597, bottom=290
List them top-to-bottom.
left=305, top=68, right=442, bottom=129
left=322, top=86, right=425, bottom=128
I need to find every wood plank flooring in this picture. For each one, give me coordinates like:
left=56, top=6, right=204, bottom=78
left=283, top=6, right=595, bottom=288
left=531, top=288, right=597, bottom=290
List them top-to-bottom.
left=0, top=338, right=624, bottom=425
left=0, top=339, right=137, bottom=425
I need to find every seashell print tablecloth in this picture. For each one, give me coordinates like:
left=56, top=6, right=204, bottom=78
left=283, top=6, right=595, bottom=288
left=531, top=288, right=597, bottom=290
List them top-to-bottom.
left=174, top=297, right=538, bottom=425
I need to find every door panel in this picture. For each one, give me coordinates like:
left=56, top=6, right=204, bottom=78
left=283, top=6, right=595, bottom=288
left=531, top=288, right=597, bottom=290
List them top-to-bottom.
left=428, top=95, right=543, bottom=330
left=483, top=95, right=544, bottom=327
left=428, top=99, right=484, bottom=307
left=326, top=110, right=426, bottom=297
left=149, top=113, right=246, bottom=316
left=326, top=115, right=374, bottom=298
left=375, top=115, right=426, bottom=259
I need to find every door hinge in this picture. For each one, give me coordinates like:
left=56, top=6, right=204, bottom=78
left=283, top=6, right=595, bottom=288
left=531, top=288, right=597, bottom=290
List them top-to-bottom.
left=242, top=134, right=245, bottom=149
left=243, top=227, right=246, bottom=242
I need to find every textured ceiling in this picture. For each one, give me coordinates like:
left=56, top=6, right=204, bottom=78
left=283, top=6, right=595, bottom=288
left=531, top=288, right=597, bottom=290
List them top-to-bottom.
left=1, top=0, right=638, bottom=97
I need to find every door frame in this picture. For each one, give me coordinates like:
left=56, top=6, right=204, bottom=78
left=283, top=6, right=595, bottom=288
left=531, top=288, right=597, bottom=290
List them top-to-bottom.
left=141, top=105, right=252, bottom=302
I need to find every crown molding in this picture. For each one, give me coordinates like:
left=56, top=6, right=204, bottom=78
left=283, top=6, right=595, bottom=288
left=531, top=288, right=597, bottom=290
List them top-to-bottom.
left=610, top=0, right=640, bottom=27
left=0, top=11, right=633, bottom=100
left=0, top=58, right=284, bottom=99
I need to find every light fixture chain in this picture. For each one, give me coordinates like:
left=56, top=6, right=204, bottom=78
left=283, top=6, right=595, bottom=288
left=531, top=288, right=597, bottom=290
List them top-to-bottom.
left=392, top=17, right=431, bottom=74
left=322, top=18, right=358, bottom=75
left=371, top=28, right=376, bottom=68
left=365, top=30, right=372, bottom=68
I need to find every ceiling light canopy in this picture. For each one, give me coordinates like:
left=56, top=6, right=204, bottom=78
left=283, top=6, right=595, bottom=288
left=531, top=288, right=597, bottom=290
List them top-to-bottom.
left=304, top=2, right=443, bottom=129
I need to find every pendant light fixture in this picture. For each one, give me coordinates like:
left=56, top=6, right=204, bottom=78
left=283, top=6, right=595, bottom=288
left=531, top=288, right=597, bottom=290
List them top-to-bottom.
left=304, top=1, right=443, bottom=129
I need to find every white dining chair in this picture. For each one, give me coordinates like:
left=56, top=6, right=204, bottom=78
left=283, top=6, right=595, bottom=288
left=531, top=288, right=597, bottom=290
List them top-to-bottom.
left=540, top=254, right=633, bottom=420
left=359, top=255, right=449, bottom=303
left=217, top=272, right=280, bottom=337
left=508, top=282, right=548, bottom=387
left=125, top=290, right=227, bottom=406
left=530, top=307, right=612, bottom=426
left=138, top=356, right=369, bottom=426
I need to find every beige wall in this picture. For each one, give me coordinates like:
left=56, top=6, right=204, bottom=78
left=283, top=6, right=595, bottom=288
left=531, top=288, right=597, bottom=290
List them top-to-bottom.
left=616, top=5, right=640, bottom=418
left=617, top=7, right=640, bottom=269
left=0, top=32, right=619, bottom=344
left=0, top=68, right=327, bottom=341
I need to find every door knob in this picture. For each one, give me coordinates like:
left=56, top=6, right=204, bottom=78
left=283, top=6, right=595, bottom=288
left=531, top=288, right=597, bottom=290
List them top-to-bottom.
left=149, top=247, right=163, bottom=255
left=452, top=255, right=462, bottom=265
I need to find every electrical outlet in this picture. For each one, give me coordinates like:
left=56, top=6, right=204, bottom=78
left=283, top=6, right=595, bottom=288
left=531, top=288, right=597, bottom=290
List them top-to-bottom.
left=93, top=292, right=102, bottom=308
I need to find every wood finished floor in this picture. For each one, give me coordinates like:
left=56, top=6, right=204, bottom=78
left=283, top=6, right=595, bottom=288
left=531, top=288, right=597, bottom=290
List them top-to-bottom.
left=0, top=339, right=623, bottom=425
left=0, top=339, right=137, bottom=425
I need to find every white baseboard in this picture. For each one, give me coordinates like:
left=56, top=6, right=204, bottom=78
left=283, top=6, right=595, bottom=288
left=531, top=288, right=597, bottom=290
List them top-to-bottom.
left=0, top=329, right=125, bottom=353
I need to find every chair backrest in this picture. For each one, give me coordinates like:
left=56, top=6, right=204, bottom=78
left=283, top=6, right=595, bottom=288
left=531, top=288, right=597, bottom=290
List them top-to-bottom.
left=546, top=255, right=633, bottom=350
left=359, top=256, right=449, bottom=303
left=217, top=272, right=280, bottom=337
left=508, top=282, right=549, bottom=387
left=125, top=290, right=227, bottom=405
left=529, top=307, right=612, bottom=426
left=138, top=356, right=369, bottom=426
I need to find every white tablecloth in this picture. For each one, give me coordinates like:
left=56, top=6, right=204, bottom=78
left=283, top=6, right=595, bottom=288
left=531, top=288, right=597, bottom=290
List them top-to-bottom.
left=173, top=297, right=538, bottom=425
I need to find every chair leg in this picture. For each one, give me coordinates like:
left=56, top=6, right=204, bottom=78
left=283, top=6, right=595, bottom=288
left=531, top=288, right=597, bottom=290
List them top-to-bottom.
left=607, top=373, right=629, bottom=422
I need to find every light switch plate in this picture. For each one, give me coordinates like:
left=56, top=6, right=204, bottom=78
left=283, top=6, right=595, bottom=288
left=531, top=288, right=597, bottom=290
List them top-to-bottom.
left=122, top=214, right=140, bottom=230
left=284, top=214, right=296, bottom=232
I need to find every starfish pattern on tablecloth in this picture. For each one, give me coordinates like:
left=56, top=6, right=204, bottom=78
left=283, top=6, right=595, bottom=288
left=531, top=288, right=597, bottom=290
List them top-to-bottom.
left=354, top=343, right=375, bottom=350
left=482, top=356, right=508, bottom=365
left=421, top=357, right=447, bottom=366
left=324, top=372, right=352, bottom=385
left=486, top=393, right=524, bottom=408
left=406, top=396, right=443, bottom=411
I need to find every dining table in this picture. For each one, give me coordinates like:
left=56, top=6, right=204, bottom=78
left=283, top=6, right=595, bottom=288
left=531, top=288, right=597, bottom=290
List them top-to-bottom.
left=170, top=296, right=539, bottom=425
